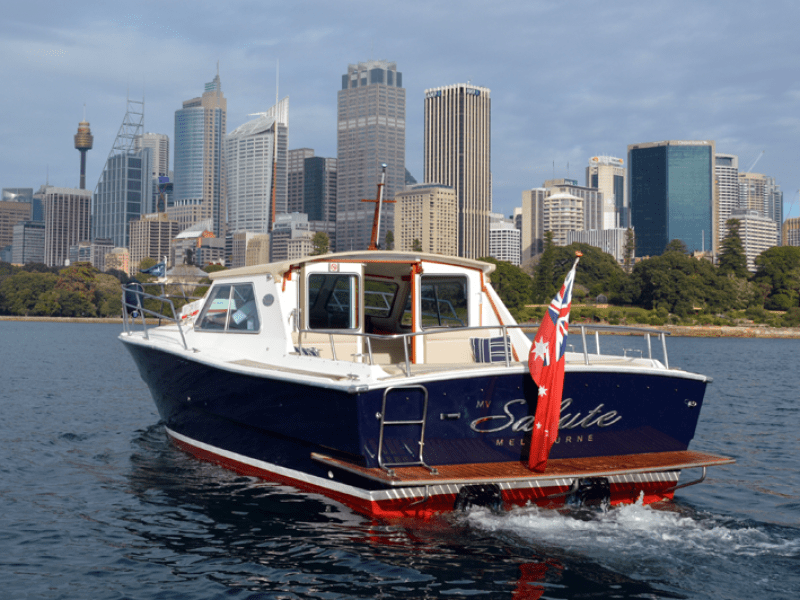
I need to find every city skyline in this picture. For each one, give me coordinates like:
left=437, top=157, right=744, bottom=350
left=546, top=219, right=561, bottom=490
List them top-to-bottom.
left=3, top=1, right=799, bottom=223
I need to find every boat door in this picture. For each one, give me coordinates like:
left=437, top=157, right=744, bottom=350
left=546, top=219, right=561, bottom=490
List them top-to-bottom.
left=300, top=260, right=365, bottom=360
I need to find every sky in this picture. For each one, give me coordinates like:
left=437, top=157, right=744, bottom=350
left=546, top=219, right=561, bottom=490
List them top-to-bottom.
left=3, top=0, right=799, bottom=221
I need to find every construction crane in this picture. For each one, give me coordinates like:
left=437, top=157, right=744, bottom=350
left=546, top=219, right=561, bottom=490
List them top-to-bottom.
left=746, top=150, right=764, bottom=173
left=361, top=164, right=394, bottom=250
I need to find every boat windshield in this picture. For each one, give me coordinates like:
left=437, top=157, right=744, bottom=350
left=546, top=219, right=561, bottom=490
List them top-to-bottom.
left=195, top=283, right=260, bottom=333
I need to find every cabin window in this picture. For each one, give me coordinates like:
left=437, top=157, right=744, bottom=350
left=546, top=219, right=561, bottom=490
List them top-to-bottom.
left=307, top=274, right=359, bottom=330
left=402, top=276, right=468, bottom=328
left=364, top=280, right=398, bottom=318
left=196, top=283, right=260, bottom=333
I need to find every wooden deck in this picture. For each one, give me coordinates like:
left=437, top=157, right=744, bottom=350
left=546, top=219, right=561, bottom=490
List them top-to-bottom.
left=311, top=450, right=735, bottom=487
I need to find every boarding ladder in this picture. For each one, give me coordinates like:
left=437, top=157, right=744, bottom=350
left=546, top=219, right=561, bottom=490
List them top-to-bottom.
left=376, top=385, right=437, bottom=476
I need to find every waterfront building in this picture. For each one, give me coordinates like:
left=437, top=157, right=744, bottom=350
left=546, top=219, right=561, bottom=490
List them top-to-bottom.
left=336, top=60, right=405, bottom=251
left=173, top=72, right=227, bottom=236
left=424, top=83, right=491, bottom=259
left=92, top=98, right=154, bottom=248
left=225, top=98, right=289, bottom=237
left=135, top=133, right=170, bottom=211
left=135, top=133, right=169, bottom=178
left=628, top=140, right=716, bottom=257
left=288, top=148, right=315, bottom=213
left=715, top=154, right=740, bottom=243
left=586, top=156, right=625, bottom=228
left=738, top=172, right=783, bottom=245
left=764, top=177, right=783, bottom=245
left=520, top=179, right=603, bottom=263
left=543, top=179, right=603, bottom=232
left=393, top=184, right=458, bottom=255
left=42, top=186, right=91, bottom=267
left=3, top=188, right=37, bottom=220
left=521, top=188, right=547, bottom=262
left=544, top=192, right=584, bottom=247
left=0, top=197, right=32, bottom=250
left=730, top=208, right=778, bottom=272
left=269, top=212, right=313, bottom=261
left=129, top=213, right=181, bottom=274
left=489, top=213, right=521, bottom=266
left=783, top=217, right=800, bottom=247
left=170, top=219, right=214, bottom=267
left=11, top=220, right=44, bottom=265
left=566, top=228, right=629, bottom=263
left=245, top=234, right=271, bottom=266
left=104, top=247, right=130, bottom=273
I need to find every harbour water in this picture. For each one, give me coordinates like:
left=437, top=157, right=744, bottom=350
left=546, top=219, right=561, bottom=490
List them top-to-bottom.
left=1, top=321, right=798, bottom=599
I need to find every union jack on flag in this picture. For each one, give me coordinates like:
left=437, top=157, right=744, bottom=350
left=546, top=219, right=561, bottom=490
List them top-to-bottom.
left=527, top=255, right=580, bottom=472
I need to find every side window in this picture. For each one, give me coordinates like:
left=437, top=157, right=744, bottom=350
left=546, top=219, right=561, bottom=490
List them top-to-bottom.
left=307, top=274, right=359, bottom=330
left=401, top=276, right=468, bottom=328
left=364, top=280, right=398, bottom=317
left=196, top=283, right=260, bottom=332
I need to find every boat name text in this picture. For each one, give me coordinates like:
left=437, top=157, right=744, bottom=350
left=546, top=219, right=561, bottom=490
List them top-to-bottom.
left=469, top=398, right=622, bottom=434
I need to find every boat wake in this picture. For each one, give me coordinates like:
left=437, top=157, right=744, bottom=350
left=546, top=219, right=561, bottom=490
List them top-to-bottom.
left=464, top=498, right=800, bottom=560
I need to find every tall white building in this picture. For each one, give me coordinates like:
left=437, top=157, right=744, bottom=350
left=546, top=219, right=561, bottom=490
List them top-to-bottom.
left=424, top=83, right=491, bottom=259
left=224, top=98, right=289, bottom=235
left=135, top=133, right=170, bottom=178
left=715, top=153, right=740, bottom=244
left=586, top=156, right=625, bottom=228
left=731, top=208, right=778, bottom=272
left=489, top=213, right=521, bottom=266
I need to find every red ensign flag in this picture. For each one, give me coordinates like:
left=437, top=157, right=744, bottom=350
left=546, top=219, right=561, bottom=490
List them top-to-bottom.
left=527, top=256, right=580, bottom=472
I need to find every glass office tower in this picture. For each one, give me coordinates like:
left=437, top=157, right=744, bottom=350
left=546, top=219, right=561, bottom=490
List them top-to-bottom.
left=628, top=141, right=716, bottom=257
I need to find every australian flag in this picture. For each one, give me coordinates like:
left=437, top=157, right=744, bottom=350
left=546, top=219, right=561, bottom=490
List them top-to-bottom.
left=527, top=254, right=581, bottom=472
left=140, top=261, right=166, bottom=278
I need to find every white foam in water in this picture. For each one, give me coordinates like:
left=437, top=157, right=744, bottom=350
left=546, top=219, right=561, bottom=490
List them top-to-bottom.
left=465, top=497, right=800, bottom=564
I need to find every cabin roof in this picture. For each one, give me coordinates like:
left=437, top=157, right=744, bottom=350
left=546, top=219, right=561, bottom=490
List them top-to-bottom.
left=208, top=251, right=497, bottom=281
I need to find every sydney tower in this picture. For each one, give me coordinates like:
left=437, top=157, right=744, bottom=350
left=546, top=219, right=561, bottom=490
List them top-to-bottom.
left=74, top=116, right=93, bottom=189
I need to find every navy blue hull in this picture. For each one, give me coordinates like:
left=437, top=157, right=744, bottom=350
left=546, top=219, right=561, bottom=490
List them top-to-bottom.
left=124, top=342, right=708, bottom=480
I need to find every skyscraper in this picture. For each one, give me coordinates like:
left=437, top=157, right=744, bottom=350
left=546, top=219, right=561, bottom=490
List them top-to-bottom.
left=336, top=60, right=405, bottom=251
left=173, top=72, right=227, bottom=236
left=424, top=83, right=491, bottom=259
left=224, top=97, right=289, bottom=235
left=92, top=98, right=154, bottom=248
left=135, top=133, right=170, bottom=212
left=628, top=140, right=716, bottom=257
left=288, top=148, right=314, bottom=213
left=715, top=153, right=740, bottom=243
left=586, top=156, right=625, bottom=228
left=42, top=186, right=91, bottom=267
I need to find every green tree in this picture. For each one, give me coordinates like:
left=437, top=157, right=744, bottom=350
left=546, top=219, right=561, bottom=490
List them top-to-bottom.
left=718, top=219, right=749, bottom=278
left=622, top=228, right=635, bottom=273
left=385, top=230, right=394, bottom=250
left=310, top=231, right=330, bottom=256
left=412, top=238, right=422, bottom=252
left=664, top=239, right=688, bottom=255
left=551, top=243, right=627, bottom=299
left=753, top=246, right=800, bottom=309
left=629, top=251, right=739, bottom=314
left=478, top=257, right=534, bottom=318
left=54, top=263, right=100, bottom=317
left=0, top=271, right=58, bottom=315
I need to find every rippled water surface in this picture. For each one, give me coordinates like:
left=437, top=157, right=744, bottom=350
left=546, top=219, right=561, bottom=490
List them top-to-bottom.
left=1, top=322, right=798, bottom=599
